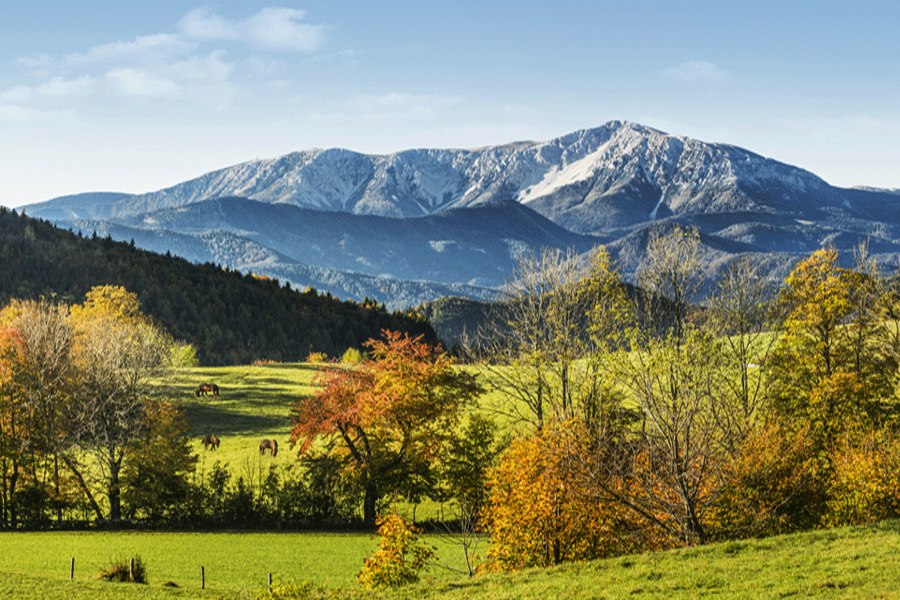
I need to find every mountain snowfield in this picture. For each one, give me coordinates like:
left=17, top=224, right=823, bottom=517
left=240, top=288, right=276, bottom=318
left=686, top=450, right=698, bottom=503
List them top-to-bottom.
left=23, top=121, right=900, bottom=308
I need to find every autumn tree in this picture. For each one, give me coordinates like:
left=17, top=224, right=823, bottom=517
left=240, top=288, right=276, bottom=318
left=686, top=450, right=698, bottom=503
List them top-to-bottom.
left=637, top=226, right=704, bottom=340
left=472, top=246, right=629, bottom=428
left=768, top=248, right=898, bottom=444
left=709, top=257, right=778, bottom=444
left=69, top=285, right=174, bottom=522
left=0, top=299, right=78, bottom=525
left=290, top=330, right=481, bottom=528
left=122, top=400, right=197, bottom=522
left=484, top=420, right=637, bottom=570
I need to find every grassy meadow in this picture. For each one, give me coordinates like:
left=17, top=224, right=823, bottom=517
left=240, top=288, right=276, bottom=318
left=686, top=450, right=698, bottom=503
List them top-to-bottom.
left=0, top=520, right=894, bottom=598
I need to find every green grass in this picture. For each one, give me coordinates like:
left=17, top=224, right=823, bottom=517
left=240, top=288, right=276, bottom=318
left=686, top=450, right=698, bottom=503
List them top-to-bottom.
left=390, top=520, right=900, bottom=599
left=0, top=521, right=895, bottom=598
left=0, top=530, right=475, bottom=598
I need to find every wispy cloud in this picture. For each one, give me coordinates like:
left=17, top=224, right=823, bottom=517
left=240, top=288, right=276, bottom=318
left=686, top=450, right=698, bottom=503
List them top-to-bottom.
left=178, top=7, right=326, bottom=52
left=64, top=34, right=193, bottom=65
left=661, top=61, right=729, bottom=84
left=105, top=68, right=181, bottom=98
left=311, top=92, right=462, bottom=124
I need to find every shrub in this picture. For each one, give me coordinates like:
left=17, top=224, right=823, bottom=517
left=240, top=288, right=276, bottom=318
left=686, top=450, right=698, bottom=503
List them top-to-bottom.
left=340, top=347, right=364, bottom=365
left=307, top=351, right=328, bottom=364
left=483, top=420, right=637, bottom=571
left=712, top=423, right=825, bottom=538
left=824, top=428, right=900, bottom=527
left=358, top=513, right=435, bottom=589
left=96, top=556, right=147, bottom=584
left=258, top=581, right=335, bottom=599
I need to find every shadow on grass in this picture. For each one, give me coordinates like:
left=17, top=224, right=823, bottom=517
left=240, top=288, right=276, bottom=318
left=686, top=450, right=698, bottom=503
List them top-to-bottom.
left=183, top=403, right=286, bottom=436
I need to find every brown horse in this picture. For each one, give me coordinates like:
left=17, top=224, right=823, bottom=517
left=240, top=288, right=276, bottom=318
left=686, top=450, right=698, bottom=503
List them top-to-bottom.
left=195, top=383, right=220, bottom=397
left=202, top=434, right=220, bottom=450
left=259, top=438, right=278, bottom=456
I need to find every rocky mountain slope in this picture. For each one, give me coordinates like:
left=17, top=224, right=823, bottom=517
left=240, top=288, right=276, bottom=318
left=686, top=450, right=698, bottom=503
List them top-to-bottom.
left=24, top=121, right=900, bottom=307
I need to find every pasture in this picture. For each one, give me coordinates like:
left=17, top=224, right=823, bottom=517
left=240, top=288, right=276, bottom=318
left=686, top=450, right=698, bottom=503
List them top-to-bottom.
left=0, top=520, right=895, bottom=598
left=0, top=530, right=474, bottom=598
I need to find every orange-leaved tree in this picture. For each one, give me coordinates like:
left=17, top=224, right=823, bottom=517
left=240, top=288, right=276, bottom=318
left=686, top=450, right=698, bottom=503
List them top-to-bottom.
left=290, top=330, right=481, bottom=528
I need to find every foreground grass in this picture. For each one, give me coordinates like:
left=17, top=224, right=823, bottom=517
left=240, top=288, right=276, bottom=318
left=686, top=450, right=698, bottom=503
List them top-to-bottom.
left=389, top=520, right=900, bottom=599
left=0, top=521, right=895, bottom=598
left=0, top=530, right=474, bottom=598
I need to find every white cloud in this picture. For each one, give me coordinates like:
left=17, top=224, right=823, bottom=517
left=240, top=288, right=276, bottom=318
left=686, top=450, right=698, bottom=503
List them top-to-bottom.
left=178, top=6, right=325, bottom=52
left=178, top=8, right=240, bottom=41
left=65, top=34, right=193, bottom=65
left=167, top=52, right=233, bottom=83
left=15, top=53, right=52, bottom=69
left=661, top=61, right=729, bottom=84
left=105, top=68, right=181, bottom=98
left=36, top=76, right=96, bottom=97
left=0, top=85, right=32, bottom=103
left=0, top=104, right=74, bottom=123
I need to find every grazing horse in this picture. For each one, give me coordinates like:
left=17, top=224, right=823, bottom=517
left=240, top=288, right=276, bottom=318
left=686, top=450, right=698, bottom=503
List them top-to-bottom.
left=195, top=383, right=220, bottom=397
left=202, top=434, right=220, bottom=451
left=259, top=438, right=278, bottom=457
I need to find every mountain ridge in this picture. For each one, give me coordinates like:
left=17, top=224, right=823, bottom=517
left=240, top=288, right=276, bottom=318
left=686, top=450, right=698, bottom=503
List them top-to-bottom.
left=23, top=121, right=900, bottom=308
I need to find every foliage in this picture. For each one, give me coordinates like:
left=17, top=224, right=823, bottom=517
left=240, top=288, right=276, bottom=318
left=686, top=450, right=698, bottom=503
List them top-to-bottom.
left=0, top=208, right=437, bottom=365
left=768, top=247, right=898, bottom=443
left=291, top=330, right=482, bottom=527
left=341, top=347, right=365, bottom=365
left=307, top=351, right=329, bottom=364
left=121, top=401, right=197, bottom=522
left=439, top=414, right=502, bottom=517
left=484, top=420, right=635, bottom=571
left=711, top=422, right=825, bottom=538
left=824, top=427, right=900, bottom=527
left=358, top=513, right=436, bottom=589
left=95, top=556, right=147, bottom=584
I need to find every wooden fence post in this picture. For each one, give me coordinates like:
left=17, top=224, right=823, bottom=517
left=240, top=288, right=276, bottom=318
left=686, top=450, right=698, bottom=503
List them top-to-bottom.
left=70, top=557, right=75, bottom=580
left=129, top=558, right=135, bottom=582
left=201, top=565, right=205, bottom=590
left=268, top=572, right=273, bottom=591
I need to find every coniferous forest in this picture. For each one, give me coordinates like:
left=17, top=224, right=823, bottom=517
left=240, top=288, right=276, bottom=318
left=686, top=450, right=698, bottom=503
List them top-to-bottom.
left=0, top=207, right=435, bottom=364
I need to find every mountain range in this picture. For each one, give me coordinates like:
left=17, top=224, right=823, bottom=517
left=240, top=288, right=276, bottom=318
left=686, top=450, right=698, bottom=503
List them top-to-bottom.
left=23, top=121, right=900, bottom=308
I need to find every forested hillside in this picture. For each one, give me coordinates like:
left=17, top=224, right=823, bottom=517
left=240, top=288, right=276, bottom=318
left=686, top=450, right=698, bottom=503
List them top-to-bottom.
left=0, top=207, right=435, bottom=364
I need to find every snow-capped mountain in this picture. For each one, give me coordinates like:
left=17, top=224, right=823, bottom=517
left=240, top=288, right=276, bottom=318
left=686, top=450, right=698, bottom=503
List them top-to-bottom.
left=24, top=121, right=900, bottom=307
left=28, top=121, right=879, bottom=233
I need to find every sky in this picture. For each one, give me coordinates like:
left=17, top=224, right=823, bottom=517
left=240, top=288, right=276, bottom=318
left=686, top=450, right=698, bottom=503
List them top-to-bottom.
left=1, top=0, right=899, bottom=207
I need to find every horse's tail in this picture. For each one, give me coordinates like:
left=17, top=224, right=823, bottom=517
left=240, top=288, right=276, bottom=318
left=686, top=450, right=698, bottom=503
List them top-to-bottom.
left=272, top=439, right=278, bottom=456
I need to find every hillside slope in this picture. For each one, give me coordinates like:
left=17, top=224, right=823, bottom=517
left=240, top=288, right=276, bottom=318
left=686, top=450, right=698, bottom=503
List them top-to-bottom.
left=0, top=207, right=436, bottom=364
left=395, top=520, right=900, bottom=599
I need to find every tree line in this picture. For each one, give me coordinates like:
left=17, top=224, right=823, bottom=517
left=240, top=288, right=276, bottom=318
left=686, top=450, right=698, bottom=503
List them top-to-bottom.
left=0, top=207, right=436, bottom=365
left=473, top=230, right=900, bottom=570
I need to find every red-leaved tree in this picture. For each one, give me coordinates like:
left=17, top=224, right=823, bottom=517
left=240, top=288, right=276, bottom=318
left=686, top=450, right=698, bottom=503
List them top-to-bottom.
left=291, top=330, right=481, bottom=527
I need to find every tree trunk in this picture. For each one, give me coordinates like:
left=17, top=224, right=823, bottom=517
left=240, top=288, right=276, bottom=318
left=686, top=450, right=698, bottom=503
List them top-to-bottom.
left=108, top=448, right=121, bottom=523
left=54, top=454, right=62, bottom=525
left=60, top=454, right=105, bottom=522
left=363, top=480, right=378, bottom=529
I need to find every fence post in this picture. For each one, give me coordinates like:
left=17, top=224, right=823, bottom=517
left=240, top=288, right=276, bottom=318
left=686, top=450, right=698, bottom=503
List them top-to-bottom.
left=70, top=557, right=75, bottom=580
left=129, top=558, right=135, bottom=582
left=201, top=565, right=205, bottom=590
left=268, top=572, right=273, bottom=591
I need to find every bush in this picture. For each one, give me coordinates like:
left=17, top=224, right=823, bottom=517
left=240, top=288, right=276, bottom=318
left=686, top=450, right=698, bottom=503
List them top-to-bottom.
left=340, top=347, right=364, bottom=365
left=307, top=351, right=328, bottom=364
left=483, top=420, right=637, bottom=571
left=712, top=423, right=825, bottom=538
left=824, top=428, right=900, bottom=527
left=358, top=513, right=435, bottom=589
left=96, top=556, right=147, bottom=584
left=257, top=581, right=333, bottom=599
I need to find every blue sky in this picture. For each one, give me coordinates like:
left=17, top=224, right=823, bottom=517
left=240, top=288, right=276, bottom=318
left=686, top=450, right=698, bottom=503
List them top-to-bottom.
left=2, top=0, right=899, bottom=207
